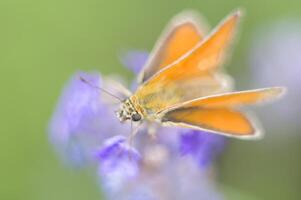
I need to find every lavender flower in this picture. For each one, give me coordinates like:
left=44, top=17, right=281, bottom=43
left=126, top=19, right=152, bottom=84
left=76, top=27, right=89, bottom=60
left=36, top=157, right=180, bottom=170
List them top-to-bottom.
left=120, top=50, right=149, bottom=74
left=49, top=51, right=226, bottom=199
left=49, top=72, right=130, bottom=166
left=180, top=130, right=226, bottom=168
left=96, top=136, right=141, bottom=193
left=99, top=140, right=224, bottom=200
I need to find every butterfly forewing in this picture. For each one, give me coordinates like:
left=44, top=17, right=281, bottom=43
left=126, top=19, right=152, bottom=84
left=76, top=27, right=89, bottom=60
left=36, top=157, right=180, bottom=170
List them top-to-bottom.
left=138, top=11, right=206, bottom=84
left=168, top=87, right=285, bottom=110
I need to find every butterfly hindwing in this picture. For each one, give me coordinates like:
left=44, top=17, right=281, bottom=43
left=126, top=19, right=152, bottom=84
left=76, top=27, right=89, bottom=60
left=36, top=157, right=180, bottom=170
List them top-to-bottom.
left=159, top=87, right=285, bottom=138
left=162, top=107, right=257, bottom=138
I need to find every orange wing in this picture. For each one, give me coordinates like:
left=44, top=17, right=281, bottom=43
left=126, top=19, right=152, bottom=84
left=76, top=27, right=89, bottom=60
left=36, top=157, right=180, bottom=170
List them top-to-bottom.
left=134, top=11, right=240, bottom=115
left=138, top=11, right=206, bottom=83
left=160, top=87, right=285, bottom=138
left=170, top=87, right=285, bottom=109
left=162, top=107, right=257, bottom=137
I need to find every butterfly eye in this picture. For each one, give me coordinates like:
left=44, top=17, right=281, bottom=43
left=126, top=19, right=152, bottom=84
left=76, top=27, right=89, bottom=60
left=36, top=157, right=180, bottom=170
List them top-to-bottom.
left=131, top=113, right=141, bottom=122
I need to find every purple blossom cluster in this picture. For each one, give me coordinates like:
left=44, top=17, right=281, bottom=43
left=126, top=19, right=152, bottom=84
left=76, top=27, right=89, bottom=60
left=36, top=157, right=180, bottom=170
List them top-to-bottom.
left=49, top=51, right=226, bottom=199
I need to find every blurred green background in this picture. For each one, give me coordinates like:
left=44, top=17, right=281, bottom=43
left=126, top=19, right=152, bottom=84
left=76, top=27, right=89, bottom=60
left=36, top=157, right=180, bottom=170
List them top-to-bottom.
left=1, top=0, right=300, bottom=199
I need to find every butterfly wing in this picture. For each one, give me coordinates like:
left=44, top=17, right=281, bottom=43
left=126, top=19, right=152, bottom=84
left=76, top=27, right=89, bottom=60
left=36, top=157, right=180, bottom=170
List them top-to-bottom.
left=133, top=11, right=240, bottom=115
left=138, top=11, right=207, bottom=84
left=159, top=87, right=285, bottom=138
left=163, top=107, right=257, bottom=138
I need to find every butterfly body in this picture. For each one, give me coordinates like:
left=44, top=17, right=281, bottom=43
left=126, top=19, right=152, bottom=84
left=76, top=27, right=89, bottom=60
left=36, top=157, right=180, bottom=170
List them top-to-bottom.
left=114, top=9, right=285, bottom=139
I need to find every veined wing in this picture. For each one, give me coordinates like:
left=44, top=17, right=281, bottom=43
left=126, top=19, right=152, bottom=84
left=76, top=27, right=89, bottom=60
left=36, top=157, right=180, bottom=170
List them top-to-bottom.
left=133, top=11, right=240, bottom=115
left=138, top=11, right=207, bottom=83
left=159, top=87, right=285, bottom=138
left=162, top=87, right=285, bottom=110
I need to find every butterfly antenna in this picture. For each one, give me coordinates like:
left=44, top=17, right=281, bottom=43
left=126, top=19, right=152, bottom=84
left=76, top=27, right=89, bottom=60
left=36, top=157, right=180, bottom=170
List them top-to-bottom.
left=79, top=76, right=123, bottom=102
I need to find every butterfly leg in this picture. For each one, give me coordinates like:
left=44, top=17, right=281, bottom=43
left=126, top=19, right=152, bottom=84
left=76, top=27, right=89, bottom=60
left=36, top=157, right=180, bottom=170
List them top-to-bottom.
left=126, top=121, right=142, bottom=162
left=127, top=121, right=142, bottom=147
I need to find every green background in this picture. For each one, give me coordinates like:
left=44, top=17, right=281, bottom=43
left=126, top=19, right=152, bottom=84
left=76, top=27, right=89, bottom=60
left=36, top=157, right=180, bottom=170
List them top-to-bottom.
left=0, top=0, right=300, bottom=199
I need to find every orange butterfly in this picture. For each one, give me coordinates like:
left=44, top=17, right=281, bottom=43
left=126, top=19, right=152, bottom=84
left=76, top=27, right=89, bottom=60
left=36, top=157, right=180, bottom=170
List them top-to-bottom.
left=85, top=10, right=285, bottom=139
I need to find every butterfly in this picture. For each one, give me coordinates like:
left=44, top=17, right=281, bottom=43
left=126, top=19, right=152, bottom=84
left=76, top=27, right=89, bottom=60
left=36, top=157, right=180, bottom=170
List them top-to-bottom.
left=82, top=9, right=285, bottom=139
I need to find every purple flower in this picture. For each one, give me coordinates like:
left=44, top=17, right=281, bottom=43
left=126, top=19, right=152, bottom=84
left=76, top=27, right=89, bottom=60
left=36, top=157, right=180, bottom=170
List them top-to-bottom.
left=120, top=50, right=149, bottom=74
left=49, top=72, right=130, bottom=166
left=180, top=130, right=226, bottom=168
left=96, top=136, right=141, bottom=193
left=96, top=136, right=141, bottom=174
left=100, top=141, right=224, bottom=200
left=165, top=158, right=224, bottom=200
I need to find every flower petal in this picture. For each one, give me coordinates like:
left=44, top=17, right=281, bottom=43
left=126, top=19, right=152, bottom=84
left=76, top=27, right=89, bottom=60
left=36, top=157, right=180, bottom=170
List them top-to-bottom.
left=119, top=50, right=149, bottom=74
left=49, top=72, right=129, bottom=166
left=180, top=130, right=226, bottom=168
left=96, top=136, right=141, bottom=192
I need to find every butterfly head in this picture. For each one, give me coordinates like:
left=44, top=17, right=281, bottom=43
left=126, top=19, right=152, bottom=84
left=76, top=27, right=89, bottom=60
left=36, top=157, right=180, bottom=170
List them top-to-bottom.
left=116, top=99, right=142, bottom=123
